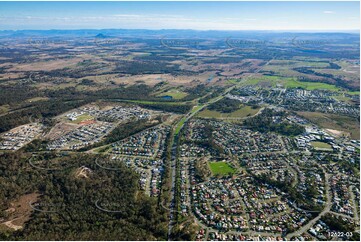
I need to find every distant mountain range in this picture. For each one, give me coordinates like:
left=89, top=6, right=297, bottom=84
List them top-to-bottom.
left=0, top=29, right=359, bottom=40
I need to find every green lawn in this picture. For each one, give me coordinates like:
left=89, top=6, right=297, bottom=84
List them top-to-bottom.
left=241, top=75, right=340, bottom=91
left=227, top=79, right=240, bottom=84
left=286, top=80, right=339, bottom=91
left=156, top=88, right=188, bottom=99
left=347, top=91, right=360, bottom=96
left=125, top=100, right=184, bottom=105
left=174, top=105, right=204, bottom=135
left=190, top=105, right=203, bottom=114
left=197, top=105, right=260, bottom=119
left=226, top=105, right=260, bottom=118
left=197, top=109, right=222, bottom=118
left=174, top=116, right=187, bottom=135
left=311, top=141, right=333, bottom=150
left=209, top=162, right=236, bottom=176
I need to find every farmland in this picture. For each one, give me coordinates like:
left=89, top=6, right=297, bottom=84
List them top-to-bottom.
left=0, top=27, right=359, bottom=241
left=241, top=75, right=340, bottom=91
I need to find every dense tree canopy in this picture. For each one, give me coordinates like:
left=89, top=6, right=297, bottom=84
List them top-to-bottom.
left=208, top=98, right=241, bottom=113
left=244, top=108, right=305, bottom=136
left=0, top=152, right=168, bottom=240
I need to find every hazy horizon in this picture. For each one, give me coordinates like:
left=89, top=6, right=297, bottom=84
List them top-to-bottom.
left=0, top=1, right=359, bottom=31
left=0, top=28, right=359, bottom=34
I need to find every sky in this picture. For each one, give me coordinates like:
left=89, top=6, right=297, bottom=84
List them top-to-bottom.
left=0, top=1, right=359, bottom=31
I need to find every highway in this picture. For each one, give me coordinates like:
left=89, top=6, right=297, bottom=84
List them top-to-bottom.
left=166, top=55, right=283, bottom=240
left=166, top=85, right=234, bottom=239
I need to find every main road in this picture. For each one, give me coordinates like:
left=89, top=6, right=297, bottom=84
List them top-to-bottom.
left=167, top=56, right=277, bottom=240
left=166, top=91, right=228, bottom=239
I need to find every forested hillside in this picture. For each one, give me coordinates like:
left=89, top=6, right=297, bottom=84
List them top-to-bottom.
left=0, top=152, right=168, bottom=240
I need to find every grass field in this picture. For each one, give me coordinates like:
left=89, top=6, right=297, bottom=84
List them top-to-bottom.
left=263, top=59, right=360, bottom=87
left=264, top=60, right=330, bottom=77
left=268, top=60, right=331, bottom=68
left=316, top=60, right=360, bottom=84
left=241, top=75, right=340, bottom=91
left=227, top=79, right=240, bottom=84
left=286, top=80, right=339, bottom=91
left=34, top=82, right=77, bottom=90
left=156, top=88, right=188, bottom=99
left=347, top=91, right=360, bottom=96
left=333, top=94, right=352, bottom=103
left=26, top=97, right=50, bottom=103
left=124, top=100, right=187, bottom=105
left=0, top=104, right=9, bottom=114
left=174, top=105, right=203, bottom=135
left=190, top=105, right=203, bottom=114
left=197, top=105, right=260, bottom=119
left=197, top=109, right=222, bottom=118
left=297, top=111, right=360, bottom=140
left=71, top=114, right=94, bottom=124
left=174, top=116, right=187, bottom=135
left=311, top=141, right=333, bottom=150
left=209, top=162, right=236, bottom=176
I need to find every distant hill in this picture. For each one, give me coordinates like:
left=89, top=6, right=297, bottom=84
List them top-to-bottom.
left=0, top=29, right=359, bottom=41
left=95, top=33, right=108, bottom=38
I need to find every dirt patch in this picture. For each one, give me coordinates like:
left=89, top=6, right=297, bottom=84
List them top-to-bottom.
left=8, top=57, right=84, bottom=72
left=297, top=111, right=360, bottom=140
left=79, top=120, right=97, bottom=126
left=45, top=122, right=79, bottom=140
left=325, top=128, right=345, bottom=137
left=75, top=166, right=93, bottom=179
left=1, top=193, right=40, bottom=231
left=3, top=219, right=23, bottom=231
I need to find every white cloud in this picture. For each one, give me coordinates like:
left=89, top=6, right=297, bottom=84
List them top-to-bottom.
left=1, top=11, right=358, bottom=31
